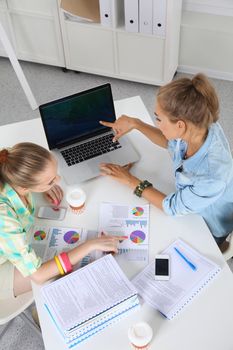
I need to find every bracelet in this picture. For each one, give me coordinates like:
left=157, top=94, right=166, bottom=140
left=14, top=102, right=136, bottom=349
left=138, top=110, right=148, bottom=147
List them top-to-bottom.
left=134, top=180, right=152, bottom=198
left=59, top=252, right=73, bottom=274
left=58, top=254, right=67, bottom=274
left=54, top=255, right=65, bottom=275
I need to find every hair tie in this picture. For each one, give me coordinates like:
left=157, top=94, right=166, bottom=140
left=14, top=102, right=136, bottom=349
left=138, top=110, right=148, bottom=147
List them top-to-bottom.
left=0, top=149, right=9, bottom=164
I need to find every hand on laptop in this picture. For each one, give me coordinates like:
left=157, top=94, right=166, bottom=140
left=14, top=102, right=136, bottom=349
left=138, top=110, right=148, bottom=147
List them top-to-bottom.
left=100, top=115, right=139, bottom=142
left=99, top=162, right=140, bottom=189
left=44, top=184, right=64, bottom=207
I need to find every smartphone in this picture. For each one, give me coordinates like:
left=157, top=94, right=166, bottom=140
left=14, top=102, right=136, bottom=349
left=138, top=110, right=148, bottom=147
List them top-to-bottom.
left=37, top=206, right=67, bottom=220
left=155, top=254, right=170, bottom=281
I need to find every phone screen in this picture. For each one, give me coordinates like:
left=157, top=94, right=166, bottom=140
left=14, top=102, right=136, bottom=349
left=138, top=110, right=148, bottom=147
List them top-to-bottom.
left=155, top=258, right=169, bottom=276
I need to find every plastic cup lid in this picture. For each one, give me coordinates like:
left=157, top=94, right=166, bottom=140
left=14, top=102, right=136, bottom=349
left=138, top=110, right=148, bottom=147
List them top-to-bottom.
left=66, top=188, right=86, bottom=207
left=128, top=322, right=153, bottom=347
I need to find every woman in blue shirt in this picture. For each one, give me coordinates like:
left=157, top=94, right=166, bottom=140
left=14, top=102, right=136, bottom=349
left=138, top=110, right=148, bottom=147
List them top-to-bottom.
left=100, top=74, right=233, bottom=249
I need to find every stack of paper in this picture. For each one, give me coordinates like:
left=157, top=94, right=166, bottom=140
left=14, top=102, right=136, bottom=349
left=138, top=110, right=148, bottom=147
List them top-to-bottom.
left=42, top=255, right=140, bottom=347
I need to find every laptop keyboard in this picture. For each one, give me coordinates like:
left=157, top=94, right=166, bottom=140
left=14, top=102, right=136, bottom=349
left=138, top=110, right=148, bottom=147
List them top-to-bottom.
left=61, top=133, right=122, bottom=166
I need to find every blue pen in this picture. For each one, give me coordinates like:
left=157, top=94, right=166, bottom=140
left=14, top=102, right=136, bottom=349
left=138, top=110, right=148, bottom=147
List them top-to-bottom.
left=174, top=247, right=197, bottom=271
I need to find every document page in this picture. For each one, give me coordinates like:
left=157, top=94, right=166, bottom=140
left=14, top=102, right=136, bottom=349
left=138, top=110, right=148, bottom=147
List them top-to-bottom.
left=99, top=202, right=149, bottom=262
left=30, top=225, right=97, bottom=268
left=132, top=239, right=221, bottom=319
left=42, top=254, right=138, bottom=331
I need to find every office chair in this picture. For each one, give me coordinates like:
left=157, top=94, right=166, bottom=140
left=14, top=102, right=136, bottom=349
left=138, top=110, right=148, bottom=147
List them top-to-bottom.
left=0, top=291, right=41, bottom=338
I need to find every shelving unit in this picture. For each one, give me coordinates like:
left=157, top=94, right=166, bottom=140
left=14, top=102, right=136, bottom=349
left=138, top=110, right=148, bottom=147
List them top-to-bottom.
left=0, top=0, right=183, bottom=86
left=0, top=0, right=65, bottom=67
left=59, top=0, right=182, bottom=85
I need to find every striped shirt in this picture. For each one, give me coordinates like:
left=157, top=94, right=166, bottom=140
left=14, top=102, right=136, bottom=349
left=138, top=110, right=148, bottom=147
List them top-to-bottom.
left=0, top=183, right=41, bottom=277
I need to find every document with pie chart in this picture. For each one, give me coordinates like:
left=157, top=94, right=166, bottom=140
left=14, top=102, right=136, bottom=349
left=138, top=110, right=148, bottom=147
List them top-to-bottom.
left=99, top=202, right=149, bottom=262
left=30, top=225, right=98, bottom=269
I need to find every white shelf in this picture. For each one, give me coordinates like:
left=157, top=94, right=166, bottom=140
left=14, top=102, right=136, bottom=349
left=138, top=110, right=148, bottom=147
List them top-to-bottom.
left=0, top=0, right=182, bottom=85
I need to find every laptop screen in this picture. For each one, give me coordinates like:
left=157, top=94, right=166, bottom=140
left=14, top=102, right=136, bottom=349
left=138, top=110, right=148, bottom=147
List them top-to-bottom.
left=39, top=84, right=116, bottom=149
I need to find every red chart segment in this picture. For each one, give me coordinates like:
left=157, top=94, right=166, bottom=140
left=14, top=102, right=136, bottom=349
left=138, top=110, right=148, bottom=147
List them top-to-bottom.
left=132, top=207, right=144, bottom=217
left=34, top=230, right=46, bottom=241
left=130, top=230, right=146, bottom=244
left=63, top=231, right=80, bottom=244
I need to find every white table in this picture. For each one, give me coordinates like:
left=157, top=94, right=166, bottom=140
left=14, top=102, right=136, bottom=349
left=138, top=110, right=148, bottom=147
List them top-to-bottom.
left=1, top=97, right=233, bottom=350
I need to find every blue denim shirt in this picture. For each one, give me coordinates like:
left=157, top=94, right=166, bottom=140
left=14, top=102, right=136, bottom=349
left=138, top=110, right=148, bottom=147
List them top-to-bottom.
left=162, top=122, right=233, bottom=238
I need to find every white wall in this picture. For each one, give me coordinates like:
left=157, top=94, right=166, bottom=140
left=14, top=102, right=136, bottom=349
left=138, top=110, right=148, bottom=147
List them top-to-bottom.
left=178, top=0, right=233, bottom=80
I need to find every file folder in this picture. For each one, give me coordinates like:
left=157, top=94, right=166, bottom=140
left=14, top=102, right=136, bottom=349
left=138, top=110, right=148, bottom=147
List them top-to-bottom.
left=99, top=0, right=112, bottom=27
left=99, top=0, right=124, bottom=28
left=124, top=0, right=139, bottom=33
left=139, top=0, right=153, bottom=35
left=153, top=0, right=167, bottom=37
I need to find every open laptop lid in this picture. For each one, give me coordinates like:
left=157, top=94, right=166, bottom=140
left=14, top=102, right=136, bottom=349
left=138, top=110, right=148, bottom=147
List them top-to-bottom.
left=39, top=83, right=116, bottom=150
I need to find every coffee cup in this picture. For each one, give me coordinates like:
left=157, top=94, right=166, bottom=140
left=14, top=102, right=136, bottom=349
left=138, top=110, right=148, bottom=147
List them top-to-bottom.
left=65, top=188, right=86, bottom=214
left=128, top=322, right=153, bottom=350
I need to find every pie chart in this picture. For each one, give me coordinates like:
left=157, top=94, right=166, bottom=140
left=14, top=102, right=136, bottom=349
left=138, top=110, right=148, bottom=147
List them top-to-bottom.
left=132, top=207, right=144, bottom=217
left=34, top=230, right=46, bottom=241
left=63, top=230, right=80, bottom=244
left=130, top=230, right=146, bottom=244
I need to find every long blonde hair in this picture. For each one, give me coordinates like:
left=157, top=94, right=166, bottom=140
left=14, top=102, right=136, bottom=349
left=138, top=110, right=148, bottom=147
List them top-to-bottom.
left=157, top=73, right=219, bottom=128
left=0, top=142, right=53, bottom=189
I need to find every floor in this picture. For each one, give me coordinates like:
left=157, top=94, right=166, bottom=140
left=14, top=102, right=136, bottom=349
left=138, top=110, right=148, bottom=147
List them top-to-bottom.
left=0, top=57, right=233, bottom=349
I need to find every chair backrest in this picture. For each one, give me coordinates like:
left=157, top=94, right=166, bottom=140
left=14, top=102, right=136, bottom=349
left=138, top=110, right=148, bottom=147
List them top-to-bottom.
left=0, top=291, right=33, bottom=325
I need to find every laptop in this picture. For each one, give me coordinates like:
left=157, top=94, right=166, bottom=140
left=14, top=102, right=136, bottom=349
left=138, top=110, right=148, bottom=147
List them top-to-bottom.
left=39, top=83, right=140, bottom=185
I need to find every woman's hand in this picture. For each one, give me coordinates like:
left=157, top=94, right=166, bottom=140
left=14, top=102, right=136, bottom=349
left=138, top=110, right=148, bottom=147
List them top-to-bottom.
left=100, top=115, right=139, bottom=142
left=99, top=162, right=140, bottom=188
left=44, top=184, right=64, bottom=206
left=87, top=232, right=128, bottom=254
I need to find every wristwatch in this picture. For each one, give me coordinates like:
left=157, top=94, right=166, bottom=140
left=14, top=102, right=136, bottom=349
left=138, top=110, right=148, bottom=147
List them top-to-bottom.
left=134, top=180, right=152, bottom=197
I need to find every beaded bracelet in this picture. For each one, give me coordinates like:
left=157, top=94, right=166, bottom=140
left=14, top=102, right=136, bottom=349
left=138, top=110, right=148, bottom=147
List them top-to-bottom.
left=134, top=180, right=152, bottom=197
left=59, top=252, right=73, bottom=274
left=54, top=255, right=65, bottom=275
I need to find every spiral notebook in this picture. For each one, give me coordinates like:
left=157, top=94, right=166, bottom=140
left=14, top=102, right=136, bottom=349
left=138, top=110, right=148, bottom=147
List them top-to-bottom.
left=132, top=239, right=221, bottom=320
left=41, top=254, right=140, bottom=347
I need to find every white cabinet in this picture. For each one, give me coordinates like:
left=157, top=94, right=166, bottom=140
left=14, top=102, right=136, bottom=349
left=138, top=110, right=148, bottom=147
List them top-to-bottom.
left=0, top=0, right=65, bottom=66
left=0, top=0, right=183, bottom=85
left=0, top=0, right=14, bottom=56
left=60, top=0, right=182, bottom=85
left=63, top=21, right=116, bottom=75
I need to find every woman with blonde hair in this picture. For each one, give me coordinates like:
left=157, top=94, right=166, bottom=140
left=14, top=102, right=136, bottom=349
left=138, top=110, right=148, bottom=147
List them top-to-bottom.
left=100, top=74, right=233, bottom=250
left=0, top=142, right=124, bottom=300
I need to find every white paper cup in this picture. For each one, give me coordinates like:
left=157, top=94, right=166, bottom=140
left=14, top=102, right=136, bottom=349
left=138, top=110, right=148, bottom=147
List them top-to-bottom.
left=65, top=188, right=86, bottom=214
left=128, top=322, right=153, bottom=350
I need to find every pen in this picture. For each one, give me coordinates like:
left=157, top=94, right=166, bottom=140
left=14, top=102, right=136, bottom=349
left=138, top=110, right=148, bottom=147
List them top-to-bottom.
left=174, top=247, right=197, bottom=271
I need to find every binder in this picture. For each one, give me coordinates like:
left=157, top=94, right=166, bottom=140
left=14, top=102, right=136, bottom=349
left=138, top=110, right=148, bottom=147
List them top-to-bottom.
left=99, top=0, right=124, bottom=28
left=99, top=0, right=112, bottom=27
left=124, top=0, right=139, bottom=33
left=139, top=0, right=153, bottom=35
left=152, top=0, right=167, bottom=38
left=42, top=255, right=140, bottom=347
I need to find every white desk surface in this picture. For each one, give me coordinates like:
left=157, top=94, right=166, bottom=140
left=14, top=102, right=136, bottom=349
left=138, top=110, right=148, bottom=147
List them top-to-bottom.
left=1, top=96, right=233, bottom=350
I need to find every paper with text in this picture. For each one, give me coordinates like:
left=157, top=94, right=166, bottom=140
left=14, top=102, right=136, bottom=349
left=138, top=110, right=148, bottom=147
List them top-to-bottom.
left=99, top=202, right=149, bottom=262
left=30, top=225, right=97, bottom=269
left=132, top=239, right=221, bottom=319
left=42, top=254, right=138, bottom=332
